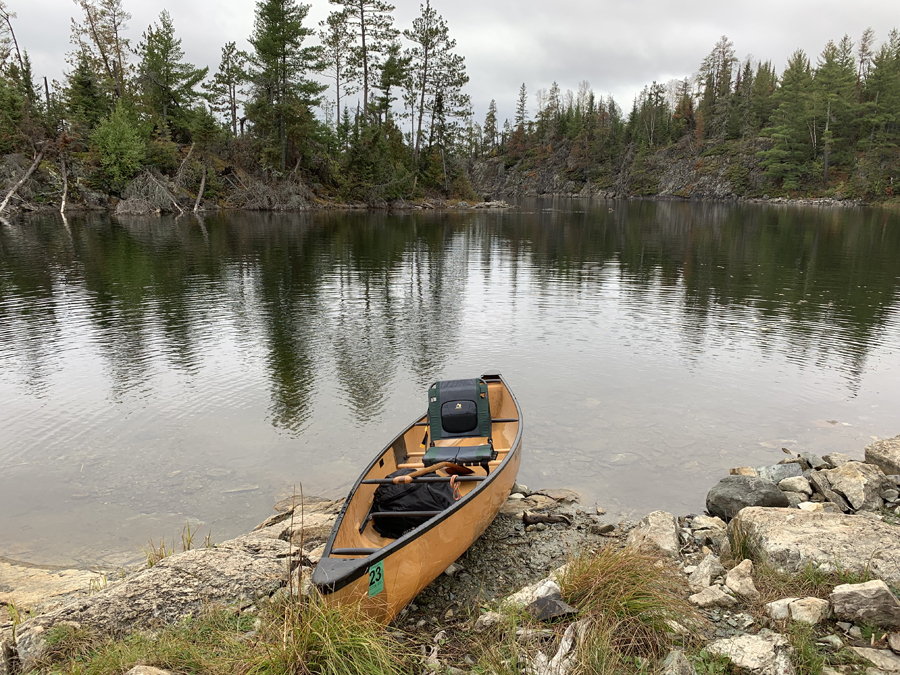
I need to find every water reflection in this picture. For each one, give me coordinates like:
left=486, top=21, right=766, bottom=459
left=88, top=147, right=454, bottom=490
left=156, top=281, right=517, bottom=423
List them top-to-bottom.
left=1, top=199, right=900, bottom=566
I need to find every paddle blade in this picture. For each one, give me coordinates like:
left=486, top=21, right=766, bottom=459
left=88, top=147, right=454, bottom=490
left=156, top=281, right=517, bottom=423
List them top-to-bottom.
left=442, top=463, right=474, bottom=476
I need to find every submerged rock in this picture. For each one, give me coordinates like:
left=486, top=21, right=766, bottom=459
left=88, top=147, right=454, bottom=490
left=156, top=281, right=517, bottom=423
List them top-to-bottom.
left=706, top=476, right=789, bottom=521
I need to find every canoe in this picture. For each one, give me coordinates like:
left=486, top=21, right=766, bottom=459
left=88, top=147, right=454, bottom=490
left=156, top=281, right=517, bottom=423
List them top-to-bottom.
left=311, top=373, right=522, bottom=622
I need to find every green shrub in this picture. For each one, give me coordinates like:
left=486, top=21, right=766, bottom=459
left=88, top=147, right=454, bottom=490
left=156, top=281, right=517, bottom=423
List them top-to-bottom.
left=91, top=101, right=147, bottom=193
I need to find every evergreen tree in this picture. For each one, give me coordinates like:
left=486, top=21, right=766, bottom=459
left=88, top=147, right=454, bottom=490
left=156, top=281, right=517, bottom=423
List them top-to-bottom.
left=69, top=0, right=131, bottom=98
left=246, top=0, right=325, bottom=170
left=328, top=0, right=398, bottom=118
left=319, top=9, right=355, bottom=134
left=136, top=10, right=208, bottom=135
left=698, top=36, right=737, bottom=141
left=813, top=37, right=857, bottom=185
left=204, top=42, right=247, bottom=137
left=759, top=50, right=814, bottom=190
left=66, top=51, right=110, bottom=135
left=750, top=61, right=778, bottom=131
left=515, top=83, right=527, bottom=129
left=483, top=98, right=497, bottom=152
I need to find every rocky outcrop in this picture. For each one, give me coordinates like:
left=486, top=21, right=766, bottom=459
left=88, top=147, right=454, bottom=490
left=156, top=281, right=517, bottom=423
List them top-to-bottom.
left=706, top=476, right=790, bottom=520
left=730, top=508, right=900, bottom=586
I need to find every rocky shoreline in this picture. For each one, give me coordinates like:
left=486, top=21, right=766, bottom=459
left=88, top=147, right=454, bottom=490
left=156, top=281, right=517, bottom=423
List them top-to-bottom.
left=2, top=436, right=900, bottom=675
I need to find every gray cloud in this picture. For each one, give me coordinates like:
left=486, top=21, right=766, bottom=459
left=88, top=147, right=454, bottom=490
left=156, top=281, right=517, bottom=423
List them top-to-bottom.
left=12, top=0, right=900, bottom=125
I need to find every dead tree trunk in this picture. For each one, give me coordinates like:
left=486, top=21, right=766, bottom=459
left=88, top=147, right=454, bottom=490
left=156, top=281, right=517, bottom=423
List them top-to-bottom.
left=0, top=150, right=44, bottom=215
left=59, top=155, right=68, bottom=214
left=193, top=166, right=206, bottom=213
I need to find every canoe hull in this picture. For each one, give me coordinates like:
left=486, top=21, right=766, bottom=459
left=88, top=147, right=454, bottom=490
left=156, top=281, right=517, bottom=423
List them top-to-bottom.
left=324, top=441, right=521, bottom=621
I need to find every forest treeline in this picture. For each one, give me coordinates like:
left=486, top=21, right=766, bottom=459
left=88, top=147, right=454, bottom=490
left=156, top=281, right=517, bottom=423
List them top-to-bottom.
left=0, top=0, right=899, bottom=209
left=478, top=33, right=900, bottom=201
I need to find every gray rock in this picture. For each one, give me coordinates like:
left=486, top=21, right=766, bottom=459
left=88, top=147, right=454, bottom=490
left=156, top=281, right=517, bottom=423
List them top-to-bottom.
left=866, top=436, right=900, bottom=477
left=799, top=452, right=829, bottom=470
left=822, top=452, right=854, bottom=468
left=825, top=462, right=889, bottom=512
left=756, top=463, right=803, bottom=484
left=706, top=476, right=790, bottom=521
left=779, top=476, right=812, bottom=495
left=512, top=483, right=529, bottom=495
left=883, top=489, right=899, bottom=503
left=785, top=492, right=806, bottom=508
left=730, top=508, right=900, bottom=587
left=626, top=511, right=680, bottom=557
left=692, top=515, right=727, bottom=530
left=694, top=528, right=730, bottom=553
left=14, top=535, right=292, bottom=672
left=688, top=554, right=726, bottom=591
left=725, top=559, right=760, bottom=601
left=443, top=563, right=462, bottom=578
left=504, top=578, right=562, bottom=608
left=830, top=581, right=900, bottom=629
left=689, top=586, right=737, bottom=608
left=525, top=595, right=579, bottom=621
left=765, top=597, right=799, bottom=621
left=788, top=597, right=830, bottom=625
left=473, top=611, right=503, bottom=633
left=707, top=630, right=795, bottom=675
left=888, top=633, right=900, bottom=654
left=819, top=635, right=844, bottom=649
left=0, top=641, right=13, bottom=675
left=851, top=647, right=900, bottom=671
left=660, top=649, right=698, bottom=675
left=125, top=668, right=174, bottom=675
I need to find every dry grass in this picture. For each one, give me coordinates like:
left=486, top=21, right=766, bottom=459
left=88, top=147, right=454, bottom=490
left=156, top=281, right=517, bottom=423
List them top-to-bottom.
left=558, top=545, right=703, bottom=663
left=43, top=593, right=415, bottom=675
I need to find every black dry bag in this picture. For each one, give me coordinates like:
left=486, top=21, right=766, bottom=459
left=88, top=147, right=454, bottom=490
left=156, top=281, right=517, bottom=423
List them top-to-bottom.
left=371, top=469, right=454, bottom=539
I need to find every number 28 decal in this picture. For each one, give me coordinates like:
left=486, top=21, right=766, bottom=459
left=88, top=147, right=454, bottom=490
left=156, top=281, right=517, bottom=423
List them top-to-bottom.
left=368, top=560, right=384, bottom=597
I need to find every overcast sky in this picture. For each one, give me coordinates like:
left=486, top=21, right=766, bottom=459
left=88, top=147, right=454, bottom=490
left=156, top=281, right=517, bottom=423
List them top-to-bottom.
left=11, top=0, right=900, bottom=123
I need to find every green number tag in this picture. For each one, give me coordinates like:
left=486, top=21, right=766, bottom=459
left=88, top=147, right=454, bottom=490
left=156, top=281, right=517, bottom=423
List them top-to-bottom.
left=367, top=560, right=384, bottom=597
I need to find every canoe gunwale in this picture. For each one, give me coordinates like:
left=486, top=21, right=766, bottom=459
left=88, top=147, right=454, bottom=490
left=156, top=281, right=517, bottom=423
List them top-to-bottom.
left=312, top=373, right=522, bottom=595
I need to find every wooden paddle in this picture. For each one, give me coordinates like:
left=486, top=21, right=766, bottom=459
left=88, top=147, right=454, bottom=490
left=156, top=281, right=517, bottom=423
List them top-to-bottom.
left=392, top=461, right=474, bottom=483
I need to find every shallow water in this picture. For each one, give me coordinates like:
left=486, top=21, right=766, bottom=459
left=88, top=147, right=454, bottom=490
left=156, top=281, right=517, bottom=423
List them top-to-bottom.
left=2, top=199, right=900, bottom=567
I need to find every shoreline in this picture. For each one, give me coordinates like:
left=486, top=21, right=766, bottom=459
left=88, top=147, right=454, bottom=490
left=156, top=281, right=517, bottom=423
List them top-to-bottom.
left=2, top=435, right=899, bottom=674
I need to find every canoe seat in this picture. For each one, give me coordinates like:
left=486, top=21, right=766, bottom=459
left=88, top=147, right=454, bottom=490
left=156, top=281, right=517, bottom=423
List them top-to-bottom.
left=425, top=378, right=497, bottom=466
left=424, top=444, right=494, bottom=467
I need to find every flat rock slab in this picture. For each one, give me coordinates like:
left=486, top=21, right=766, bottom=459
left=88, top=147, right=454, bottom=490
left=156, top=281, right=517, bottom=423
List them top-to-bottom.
left=867, top=436, right=900, bottom=477
left=730, top=508, right=900, bottom=586
left=14, top=536, right=293, bottom=672
left=0, top=560, right=102, bottom=611
left=831, top=580, right=900, bottom=629
left=707, top=631, right=795, bottom=675
left=851, top=647, right=900, bottom=671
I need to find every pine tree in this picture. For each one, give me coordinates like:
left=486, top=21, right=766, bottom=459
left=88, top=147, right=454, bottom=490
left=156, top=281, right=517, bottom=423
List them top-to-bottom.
left=69, top=0, right=131, bottom=98
left=246, top=0, right=325, bottom=170
left=328, top=0, right=398, bottom=118
left=319, top=9, right=355, bottom=133
left=136, top=10, right=208, bottom=134
left=698, top=36, right=737, bottom=141
left=813, top=37, right=857, bottom=185
left=204, top=42, right=247, bottom=137
left=66, top=51, right=109, bottom=136
left=515, top=83, right=527, bottom=129
left=483, top=98, right=497, bottom=152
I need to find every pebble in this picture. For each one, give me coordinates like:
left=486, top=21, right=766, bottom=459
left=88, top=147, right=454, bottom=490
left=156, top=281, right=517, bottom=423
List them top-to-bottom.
left=596, top=507, right=606, bottom=515
left=850, top=626, right=864, bottom=639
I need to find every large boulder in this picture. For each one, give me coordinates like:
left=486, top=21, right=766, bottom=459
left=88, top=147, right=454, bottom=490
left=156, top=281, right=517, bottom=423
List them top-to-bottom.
left=867, top=435, right=900, bottom=478
left=706, top=476, right=789, bottom=521
left=730, top=508, right=900, bottom=586
left=626, top=511, right=680, bottom=557
left=830, top=580, right=900, bottom=629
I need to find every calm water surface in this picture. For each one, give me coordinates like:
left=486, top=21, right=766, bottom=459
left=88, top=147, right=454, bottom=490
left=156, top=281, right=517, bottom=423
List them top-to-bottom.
left=2, top=199, right=900, bottom=568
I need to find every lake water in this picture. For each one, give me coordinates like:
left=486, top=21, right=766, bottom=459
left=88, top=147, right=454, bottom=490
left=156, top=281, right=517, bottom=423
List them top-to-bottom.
left=2, top=199, right=900, bottom=568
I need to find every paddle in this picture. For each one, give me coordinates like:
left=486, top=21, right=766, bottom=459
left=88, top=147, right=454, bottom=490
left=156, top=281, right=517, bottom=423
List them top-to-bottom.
left=392, top=461, right=473, bottom=483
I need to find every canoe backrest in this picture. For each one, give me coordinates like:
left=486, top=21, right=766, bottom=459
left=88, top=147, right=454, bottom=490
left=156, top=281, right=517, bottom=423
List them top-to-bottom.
left=427, top=378, right=492, bottom=442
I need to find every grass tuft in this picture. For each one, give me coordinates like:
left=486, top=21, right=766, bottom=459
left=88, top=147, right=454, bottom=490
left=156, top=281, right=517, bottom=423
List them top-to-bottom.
left=558, top=545, right=703, bottom=664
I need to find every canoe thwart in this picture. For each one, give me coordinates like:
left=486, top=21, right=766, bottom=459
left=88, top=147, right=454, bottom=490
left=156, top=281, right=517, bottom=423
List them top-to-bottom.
left=360, top=476, right=486, bottom=485
left=369, top=510, right=444, bottom=518
left=330, top=548, right=380, bottom=556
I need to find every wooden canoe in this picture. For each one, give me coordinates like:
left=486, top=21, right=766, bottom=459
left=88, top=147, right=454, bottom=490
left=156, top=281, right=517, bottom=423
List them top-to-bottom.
left=311, top=373, right=522, bottom=623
